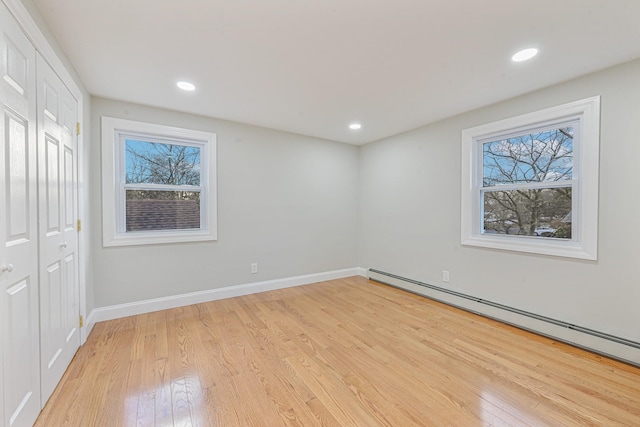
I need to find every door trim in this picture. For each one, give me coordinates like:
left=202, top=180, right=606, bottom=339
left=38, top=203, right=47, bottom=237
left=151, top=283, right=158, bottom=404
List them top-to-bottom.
left=2, top=0, right=90, bottom=342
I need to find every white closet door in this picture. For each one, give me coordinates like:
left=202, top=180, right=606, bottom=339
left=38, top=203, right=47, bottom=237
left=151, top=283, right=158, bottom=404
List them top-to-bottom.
left=0, top=3, right=41, bottom=427
left=36, top=54, right=81, bottom=406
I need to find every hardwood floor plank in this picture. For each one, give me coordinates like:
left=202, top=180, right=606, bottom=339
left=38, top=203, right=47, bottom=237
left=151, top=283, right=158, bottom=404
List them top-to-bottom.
left=35, top=276, right=640, bottom=426
left=136, top=334, right=157, bottom=427
left=154, top=358, right=174, bottom=426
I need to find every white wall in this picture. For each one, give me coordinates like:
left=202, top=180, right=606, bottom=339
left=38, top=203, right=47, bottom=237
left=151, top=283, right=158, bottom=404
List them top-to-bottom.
left=359, top=59, right=640, bottom=343
left=90, top=97, right=359, bottom=308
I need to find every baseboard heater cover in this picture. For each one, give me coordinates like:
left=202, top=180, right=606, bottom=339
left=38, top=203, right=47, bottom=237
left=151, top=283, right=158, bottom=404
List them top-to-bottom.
left=368, top=268, right=640, bottom=367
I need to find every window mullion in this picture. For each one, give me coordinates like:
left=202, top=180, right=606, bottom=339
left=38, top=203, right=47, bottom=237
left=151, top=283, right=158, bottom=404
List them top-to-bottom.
left=482, top=180, right=575, bottom=192
left=124, top=183, right=202, bottom=192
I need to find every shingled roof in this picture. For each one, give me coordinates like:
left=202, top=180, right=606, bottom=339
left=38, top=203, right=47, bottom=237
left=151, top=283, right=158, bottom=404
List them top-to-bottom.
left=126, top=199, right=200, bottom=231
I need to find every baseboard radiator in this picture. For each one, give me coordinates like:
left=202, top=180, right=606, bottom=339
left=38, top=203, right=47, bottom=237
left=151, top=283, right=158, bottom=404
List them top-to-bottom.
left=368, top=268, right=640, bottom=367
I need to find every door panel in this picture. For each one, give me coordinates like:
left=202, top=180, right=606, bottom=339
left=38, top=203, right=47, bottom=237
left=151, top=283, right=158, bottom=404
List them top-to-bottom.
left=0, top=3, right=41, bottom=426
left=5, top=39, right=27, bottom=94
left=37, top=54, right=80, bottom=405
left=43, top=84, right=57, bottom=122
left=6, top=114, right=29, bottom=240
left=45, top=135, right=60, bottom=234
left=64, top=147, right=74, bottom=230
left=63, top=254, right=78, bottom=343
left=41, top=261, right=62, bottom=371
left=5, top=277, right=35, bottom=426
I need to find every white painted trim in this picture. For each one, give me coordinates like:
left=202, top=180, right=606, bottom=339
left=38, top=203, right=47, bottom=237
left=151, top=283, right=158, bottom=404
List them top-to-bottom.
left=3, top=0, right=89, bottom=341
left=461, top=96, right=600, bottom=260
left=101, top=116, right=218, bottom=247
left=356, top=267, right=368, bottom=277
left=91, top=268, right=360, bottom=323
left=368, top=270, right=640, bottom=367
left=81, top=310, right=96, bottom=343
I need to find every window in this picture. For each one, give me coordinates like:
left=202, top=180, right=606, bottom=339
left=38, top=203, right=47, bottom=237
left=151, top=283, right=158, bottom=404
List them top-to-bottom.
left=461, top=97, right=600, bottom=260
left=102, top=117, right=217, bottom=246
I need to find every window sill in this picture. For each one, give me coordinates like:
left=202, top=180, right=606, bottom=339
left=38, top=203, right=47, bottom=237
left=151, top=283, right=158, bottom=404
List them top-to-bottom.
left=103, top=229, right=217, bottom=247
left=462, top=234, right=596, bottom=260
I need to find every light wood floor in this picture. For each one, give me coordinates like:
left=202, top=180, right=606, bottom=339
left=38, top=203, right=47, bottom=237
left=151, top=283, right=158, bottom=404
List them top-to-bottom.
left=35, top=276, right=640, bottom=426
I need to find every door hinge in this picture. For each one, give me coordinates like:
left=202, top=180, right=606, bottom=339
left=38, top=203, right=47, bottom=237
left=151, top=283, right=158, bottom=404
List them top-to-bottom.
left=76, top=122, right=81, bottom=136
left=77, top=219, right=82, bottom=231
left=79, top=315, right=84, bottom=328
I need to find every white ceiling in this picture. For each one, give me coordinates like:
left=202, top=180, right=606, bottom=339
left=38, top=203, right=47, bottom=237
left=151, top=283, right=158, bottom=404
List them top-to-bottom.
left=34, top=0, right=640, bottom=145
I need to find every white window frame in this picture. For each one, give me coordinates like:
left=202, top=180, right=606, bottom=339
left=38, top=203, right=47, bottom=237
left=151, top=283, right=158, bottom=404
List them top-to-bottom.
left=461, top=97, right=600, bottom=260
left=101, top=116, right=217, bottom=247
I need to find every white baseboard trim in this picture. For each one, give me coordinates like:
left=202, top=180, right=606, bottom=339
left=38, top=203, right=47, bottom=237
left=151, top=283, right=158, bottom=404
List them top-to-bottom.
left=90, top=267, right=361, bottom=323
left=356, top=267, right=368, bottom=277
left=81, top=310, right=96, bottom=344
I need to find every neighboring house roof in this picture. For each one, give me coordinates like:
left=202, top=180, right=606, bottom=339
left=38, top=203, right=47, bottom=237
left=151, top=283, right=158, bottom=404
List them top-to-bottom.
left=126, top=199, right=200, bottom=231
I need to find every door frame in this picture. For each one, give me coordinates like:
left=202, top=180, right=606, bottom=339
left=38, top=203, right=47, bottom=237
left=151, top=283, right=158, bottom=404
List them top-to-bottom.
left=3, top=0, right=90, bottom=342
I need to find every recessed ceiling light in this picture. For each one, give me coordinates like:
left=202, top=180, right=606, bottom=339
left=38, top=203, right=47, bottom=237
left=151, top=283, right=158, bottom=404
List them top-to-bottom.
left=511, top=48, right=539, bottom=62
left=177, top=81, right=196, bottom=91
left=349, top=123, right=362, bottom=130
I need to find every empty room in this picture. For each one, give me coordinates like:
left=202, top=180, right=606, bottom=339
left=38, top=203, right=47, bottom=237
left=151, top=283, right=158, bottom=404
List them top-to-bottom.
left=1, top=0, right=640, bottom=426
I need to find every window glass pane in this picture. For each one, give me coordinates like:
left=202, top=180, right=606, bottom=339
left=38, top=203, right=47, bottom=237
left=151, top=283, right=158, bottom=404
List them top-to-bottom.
left=483, top=127, right=573, bottom=187
left=125, top=139, right=201, bottom=185
left=483, top=187, right=572, bottom=239
left=126, top=190, right=200, bottom=231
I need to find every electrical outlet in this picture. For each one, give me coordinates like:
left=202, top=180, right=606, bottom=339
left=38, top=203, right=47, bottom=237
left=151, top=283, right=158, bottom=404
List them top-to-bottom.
left=251, top=263, right=258, bottom=274
left=442, top=270, right=450, bottom=283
